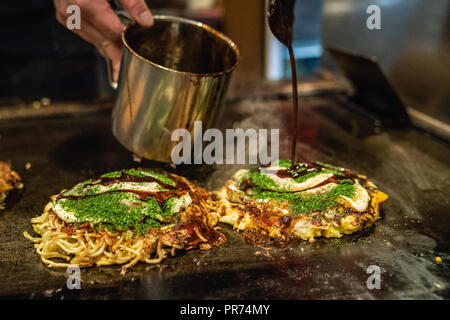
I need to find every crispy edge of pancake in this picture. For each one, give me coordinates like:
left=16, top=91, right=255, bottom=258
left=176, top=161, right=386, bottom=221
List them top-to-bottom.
left=0, top=161, right=22, bottom=209
left=25, top=171, right=226, bottom=273
left=209, top=171, right=388, bottom=242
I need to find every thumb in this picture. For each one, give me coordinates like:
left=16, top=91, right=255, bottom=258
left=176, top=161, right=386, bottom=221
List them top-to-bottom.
left=119, top=0, right=154, bottom=27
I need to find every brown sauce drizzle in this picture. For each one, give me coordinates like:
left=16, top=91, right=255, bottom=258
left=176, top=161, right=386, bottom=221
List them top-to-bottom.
left=268, top=0, right=299, bottom=166
left=258, top=162, right=360, bottom=188
left=275, top=162, right=326, bottom=179
left=56, top=170, right=193, bottom=203
left=92, top=172, right=177, bottom=190
left=58, top=189, right=187, bottom=202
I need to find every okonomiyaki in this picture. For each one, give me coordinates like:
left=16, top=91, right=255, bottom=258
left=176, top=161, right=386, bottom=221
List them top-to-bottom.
left=211, top=160, right=388, bottom=245
left=0, top=161, right=22, bottom=210
left=24, top=169, right=226, bottom=274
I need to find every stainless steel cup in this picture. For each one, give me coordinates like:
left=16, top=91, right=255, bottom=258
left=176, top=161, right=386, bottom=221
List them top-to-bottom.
left=111, top=16, right=239, bottom=162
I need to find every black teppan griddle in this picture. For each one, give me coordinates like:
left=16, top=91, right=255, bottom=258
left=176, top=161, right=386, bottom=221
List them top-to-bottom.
left=0, top=91, right=449, bottom=299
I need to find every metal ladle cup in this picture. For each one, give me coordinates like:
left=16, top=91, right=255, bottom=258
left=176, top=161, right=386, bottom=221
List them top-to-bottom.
left=110, top=16, right=239, bottom=163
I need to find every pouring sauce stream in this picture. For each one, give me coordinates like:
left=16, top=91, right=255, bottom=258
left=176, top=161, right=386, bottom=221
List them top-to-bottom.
left=267, top=0, right=298, bottom=166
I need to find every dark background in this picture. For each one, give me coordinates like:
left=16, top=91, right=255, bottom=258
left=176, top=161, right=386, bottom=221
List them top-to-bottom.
left=0, top=1, right=102, bottom=103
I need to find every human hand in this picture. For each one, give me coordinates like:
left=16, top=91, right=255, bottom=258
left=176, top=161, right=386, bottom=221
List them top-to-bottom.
left=54, top=0, right=154, bottom=81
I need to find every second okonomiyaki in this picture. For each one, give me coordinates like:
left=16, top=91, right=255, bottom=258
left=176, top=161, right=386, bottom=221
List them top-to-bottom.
left=211, top=160, right=388, bottom=245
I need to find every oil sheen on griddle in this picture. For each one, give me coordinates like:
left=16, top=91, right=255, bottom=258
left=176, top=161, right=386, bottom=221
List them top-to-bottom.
left=268, top=0, right=299, bottom=167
